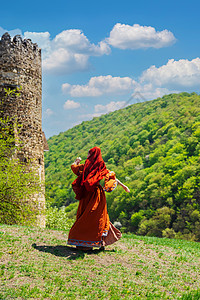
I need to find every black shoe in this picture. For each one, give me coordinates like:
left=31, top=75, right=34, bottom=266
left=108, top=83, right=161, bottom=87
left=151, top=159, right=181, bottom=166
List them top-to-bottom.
left=76, top=246, right=93, bottom=251
left=99, top=246, right=105, bottom=251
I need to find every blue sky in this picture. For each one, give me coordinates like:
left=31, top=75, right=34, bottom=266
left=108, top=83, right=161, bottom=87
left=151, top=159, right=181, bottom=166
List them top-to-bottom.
left=1, top=0, right=200, bottom=138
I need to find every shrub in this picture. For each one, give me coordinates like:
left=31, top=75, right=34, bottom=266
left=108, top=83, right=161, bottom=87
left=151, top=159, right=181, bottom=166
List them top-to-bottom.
left=0, top=157, right=40, bottom=225
left=46, top=205, right=75, bottom=231
left=138, top=207, right=175, bottom=237
left=130, top=210, right=144, bottom=231
left=162, top=228, right=176, bottom=239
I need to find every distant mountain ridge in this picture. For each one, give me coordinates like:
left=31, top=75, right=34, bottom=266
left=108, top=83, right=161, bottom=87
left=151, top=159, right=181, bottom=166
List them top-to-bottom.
left=45, top=92, right=200, bottom=240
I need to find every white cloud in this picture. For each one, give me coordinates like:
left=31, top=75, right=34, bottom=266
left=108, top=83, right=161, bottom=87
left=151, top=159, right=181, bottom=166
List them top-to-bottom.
left=106, top=23, right=176, bottom=49
left=0, top=27, right=22, bottom=38
left=22, top=29, right=110, bottom=75
left=53, top=30, right=110, bottom=56
left=24, top=31, right=51, bottom=57
left=43, top=49, right=89, bottom=74
left=61, top=57, right=200, bottom=110
left=131, top=58, right=200, bottom=100
left=140, top=58, right=200, bottom=88
left=62, top=75, right=136, bottom=97
left=133, top=83, right=177, bottom=100
left=63, top=100, right=80, bottom=110
left=78, top=100, right=126, bottom=121
left=95, top=101, right=126, bottom=113
left=44, top=108, right=54, bottom=117
left=78, top=112, right=103, bottom=120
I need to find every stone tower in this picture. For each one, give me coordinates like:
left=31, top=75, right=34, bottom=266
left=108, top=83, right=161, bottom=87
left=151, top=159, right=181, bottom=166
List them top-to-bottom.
left=0, top=32, right=47, bottom=227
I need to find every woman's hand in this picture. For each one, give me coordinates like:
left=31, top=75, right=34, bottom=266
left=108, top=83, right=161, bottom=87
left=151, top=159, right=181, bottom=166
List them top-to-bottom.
left=74, top=157, right=82, bottom=165
left=116, top=179, right=130, bottom=193
left=123, top=185, right=130, bottom=193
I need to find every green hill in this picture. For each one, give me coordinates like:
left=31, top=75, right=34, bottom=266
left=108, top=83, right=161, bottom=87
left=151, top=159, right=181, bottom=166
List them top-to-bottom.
left=45, top=92, right=200, bottom=240
left=0, top=224, right=200, bottom=299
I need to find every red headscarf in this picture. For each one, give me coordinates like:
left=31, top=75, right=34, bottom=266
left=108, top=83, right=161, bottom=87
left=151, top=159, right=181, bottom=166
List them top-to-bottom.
left=72, top=147, right=108, bottom=200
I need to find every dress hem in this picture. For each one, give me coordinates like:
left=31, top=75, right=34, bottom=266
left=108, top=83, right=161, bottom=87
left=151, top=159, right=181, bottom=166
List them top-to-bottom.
left=68, top=238, right=103, bottom=248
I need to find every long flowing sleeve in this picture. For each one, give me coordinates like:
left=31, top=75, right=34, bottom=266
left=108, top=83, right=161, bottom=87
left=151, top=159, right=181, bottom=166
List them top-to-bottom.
left=71, top=163, right=84, bottom=176
left=103, top=170, right=118, bottom=192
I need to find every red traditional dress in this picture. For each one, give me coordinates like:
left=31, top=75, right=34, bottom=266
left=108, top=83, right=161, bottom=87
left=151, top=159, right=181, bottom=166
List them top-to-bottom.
left=68, top=147, right=121, bottom=248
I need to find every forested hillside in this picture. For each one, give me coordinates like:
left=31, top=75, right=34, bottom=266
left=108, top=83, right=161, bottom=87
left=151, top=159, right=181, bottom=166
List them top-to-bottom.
left=45, top=92, right=200, bottom=240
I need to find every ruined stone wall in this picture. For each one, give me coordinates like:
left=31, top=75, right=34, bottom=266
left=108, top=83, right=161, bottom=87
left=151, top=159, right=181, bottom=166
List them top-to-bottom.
left=0, top=33, right=45, bottom=227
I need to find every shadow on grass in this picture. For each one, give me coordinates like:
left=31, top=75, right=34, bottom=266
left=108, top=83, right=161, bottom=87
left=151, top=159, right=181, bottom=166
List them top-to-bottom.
left=32, top=244, right=116, bottom=260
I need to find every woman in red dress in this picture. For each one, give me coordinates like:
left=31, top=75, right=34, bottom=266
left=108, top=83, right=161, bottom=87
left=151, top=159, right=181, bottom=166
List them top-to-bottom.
left=68, top=146, right=130, bottom=250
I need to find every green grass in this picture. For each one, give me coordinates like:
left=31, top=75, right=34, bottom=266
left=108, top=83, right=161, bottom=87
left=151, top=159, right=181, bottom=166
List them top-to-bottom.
left=0, top=225, right=200, bottom=299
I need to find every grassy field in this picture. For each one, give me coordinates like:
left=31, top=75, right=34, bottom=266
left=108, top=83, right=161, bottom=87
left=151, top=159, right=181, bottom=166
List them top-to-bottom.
left=0, top=225, right=200, bottom=299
